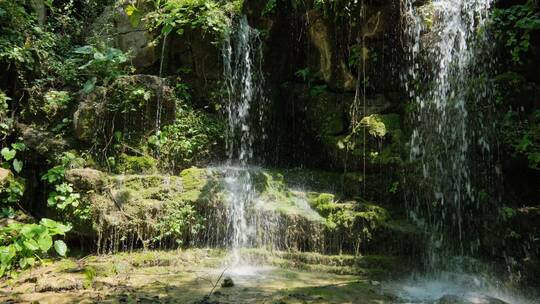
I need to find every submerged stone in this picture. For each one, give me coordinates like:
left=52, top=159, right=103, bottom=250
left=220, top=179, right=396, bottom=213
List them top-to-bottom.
left=221, top=276, right=234, bottom=288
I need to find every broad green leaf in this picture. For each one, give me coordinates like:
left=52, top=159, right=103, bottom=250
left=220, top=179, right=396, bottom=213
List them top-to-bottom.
left=74, top=45, right=94, bottom=55
left=93, top=51, right=105, bottom=61
left=82, top=77, right=97, bottom=94
left=11, top=142, right=26, bottom=151
left=1, top=148, right=16, bottom=161
left=12, top=159, right=22, bottom=173
left=40, top=218, right=71, bottom=235
left=20, top=224, right=43, bottom=239
left=37, top=232, right=53, bottom=252
left=22, top=239, right=40, bottom=251
left=54, top=240, right=67, bottom=257
left=0, top=245, right=16, bottom=265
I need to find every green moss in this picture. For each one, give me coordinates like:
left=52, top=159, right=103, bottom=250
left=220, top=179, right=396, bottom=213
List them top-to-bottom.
left=115, top=154, right=157, bottom=174
left=180, top=167, right=209, bottom=191
left=307, top=192, right=338, bottom=216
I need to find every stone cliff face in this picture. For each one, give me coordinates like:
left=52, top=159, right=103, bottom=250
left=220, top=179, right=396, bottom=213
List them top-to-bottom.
left=93, top=0, right=406, bottom=170
left=246, top=0, right=405, bottom=169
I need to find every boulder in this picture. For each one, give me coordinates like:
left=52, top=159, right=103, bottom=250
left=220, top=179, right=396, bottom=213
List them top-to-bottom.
left=30, top=0, right=46, bottom=25
left=91, top=5, right=156, bottom=69
left=307, top=10, right=356, bottom=92
left=73, top=75, right=175, bottom=144
left=73, top=87, right=106, bottom=142
left=16, top=123, right=69, bottom=158
left=65, top=168, right=106, bottom=191
left=221, top=276, right=234, bottom=288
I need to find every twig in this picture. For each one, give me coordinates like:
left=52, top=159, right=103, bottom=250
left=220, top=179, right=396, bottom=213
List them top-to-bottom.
left=208, top=266, right=229, bottom=296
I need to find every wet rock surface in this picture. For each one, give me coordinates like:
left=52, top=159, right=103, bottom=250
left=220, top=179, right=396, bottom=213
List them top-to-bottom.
left=0, top=249, right=399, bottom=304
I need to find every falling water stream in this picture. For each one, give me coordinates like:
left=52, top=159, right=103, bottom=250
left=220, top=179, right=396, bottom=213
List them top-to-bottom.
left=391, top=0, right=534, bottom=303
left=404, top=0, right=494, bottom=263
left=220, top=16, right=273, bottom=270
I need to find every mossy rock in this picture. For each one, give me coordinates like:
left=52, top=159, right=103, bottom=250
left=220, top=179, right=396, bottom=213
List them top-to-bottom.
left=115, top=154, right=157, bottom=174
left=68, top=166, right=418, bottom=256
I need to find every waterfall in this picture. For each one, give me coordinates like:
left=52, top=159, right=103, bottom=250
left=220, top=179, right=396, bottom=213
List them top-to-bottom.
left=403, top=0, right=494, bottom=267
left=221, top=16, right=268, bottom=265
left=223, top=16, right=267, bottom=166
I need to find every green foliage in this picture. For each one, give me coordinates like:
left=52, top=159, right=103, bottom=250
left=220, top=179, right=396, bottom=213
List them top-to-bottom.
left=146, top=0, right=242, bottom=42
left=262, top=0, right=278, bottom=16
left=313, top=0, right=362, bottom=20
left=492, top=0, right=540, bottom=64
left=0, top=1, right=57, bottom=76
left=73, top=44, right=129, bottom=93
left=295, top=68, right=327, bottom=97
left=107, top=85, right=152, bottom=113
left=42, top=90, right=72, bottom=119
left=0, top=91, right=12, bottom=140
left=149, top=102, right=224, bottom=171
left=501, top=110, right=540, bottom=169
left=360, top=115, right=387, bottom=138
left=1, top=142, right=26, bottom=173
left=41, top=152, right=88, bottom=219
left=41, top=166, right=65, bottom=184
left=0, top=174, right=25, bottom=206
left=388, top=181, right=399, bottom=194
left=47, top=182, right=81, bottom=210
left=154, top=201, right=203, bottom=246
left=0, top=218, right=71, bottom=277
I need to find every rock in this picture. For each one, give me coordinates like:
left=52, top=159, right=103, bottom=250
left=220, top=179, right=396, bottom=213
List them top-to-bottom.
left=30, top=0, right=46, bottom=25
left=91, top=5, right=156, bottom=69
left=307, top=10, right=356, bottom=92
left=165, top=28, right=222, bottom=106
left=74, top=75, right=175, bottom=144
left=73, top=87, right=106, bottom=142
left=16, top=123, right=69, bottom=158
left=0, top=168, right=12, bottom=186
left=65, top=168, right=106, bottom=190
left=221, top=276, right=234, bottom=288
left=36, top=277, right=83, bottom=292
left=437, top=294, right=509, bottom=304
left=437, top=295, right=469, bottom=304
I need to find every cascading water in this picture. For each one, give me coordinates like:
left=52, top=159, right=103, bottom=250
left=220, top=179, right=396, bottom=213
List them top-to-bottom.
left=393, top=0, right=521, bottom=302
left=403, top=0, right=493, bottom=266
left=221, top=16, right=269, bottom=266
left=223, top=16, right=267, bottom=166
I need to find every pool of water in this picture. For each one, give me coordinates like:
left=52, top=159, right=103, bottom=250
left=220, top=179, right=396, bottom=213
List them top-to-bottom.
left=385, top=275, right=536, bottom=304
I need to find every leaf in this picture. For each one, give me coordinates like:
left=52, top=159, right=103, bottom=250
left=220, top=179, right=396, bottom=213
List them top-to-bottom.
left=126, top=4, right=142, bottom=27
left=74, top=45, right=94, bottom=55
left=93, top=51, right=106, bottom=61
left=82, top=77, right=97, bottom=94
left=11, top=142, right=26, bottom=151
left=1, top=148, right=16, bottom=161
left=12, top=159, right=22, bottom=173
left=40, top=218, right=71, bottom=235
left=37, top=232, right=53, bottom=252
left=22, top=239, right=40, bottom=251
left=54, top=240, right=67, bottom=257
left=0, top=245, right=16, bottom=265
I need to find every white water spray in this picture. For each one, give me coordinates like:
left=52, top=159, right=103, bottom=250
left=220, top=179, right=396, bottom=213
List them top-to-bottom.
left=403, top=0, right=493, bottom=264
left=221, top=16, right=268, bottom=266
